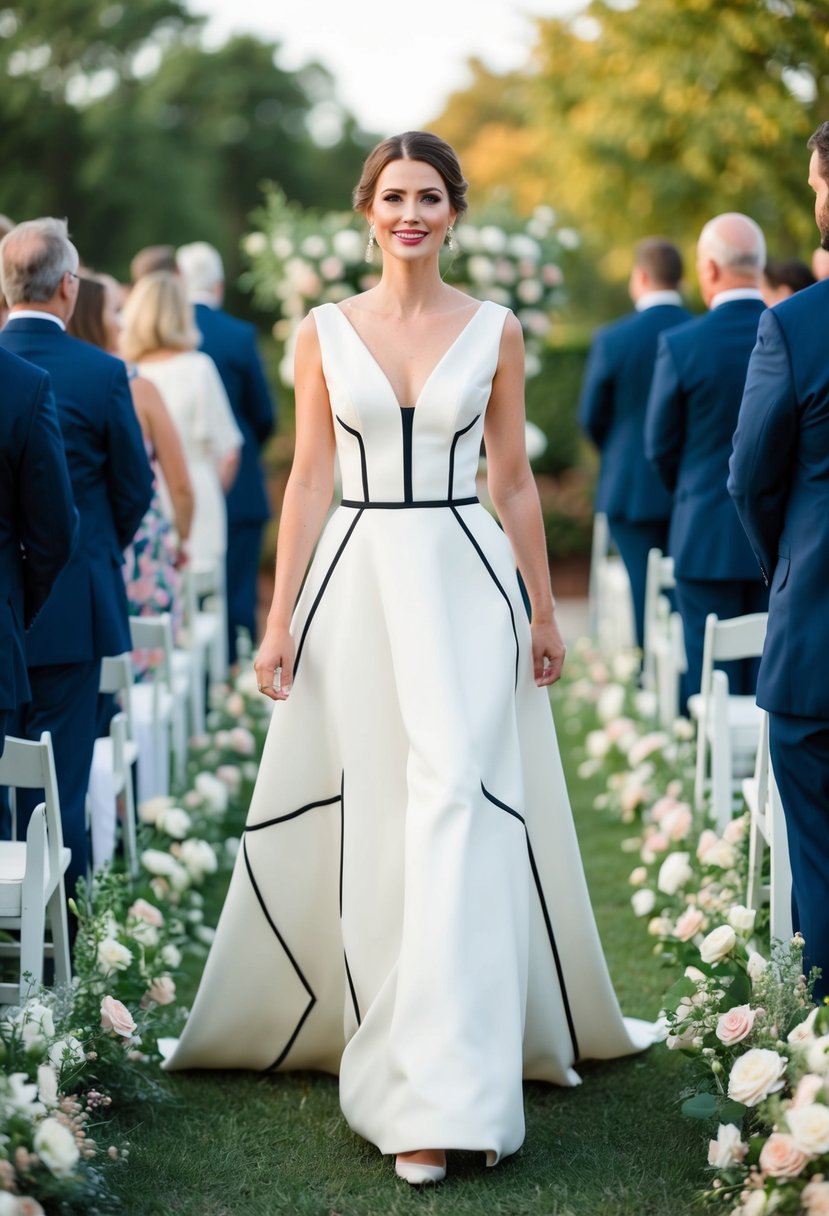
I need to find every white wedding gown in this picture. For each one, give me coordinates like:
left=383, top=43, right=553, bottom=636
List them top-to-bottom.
left=163, top=300, right=656, bottom=1162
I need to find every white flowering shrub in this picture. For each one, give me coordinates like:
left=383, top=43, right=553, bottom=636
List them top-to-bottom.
left=241, top=186, right=570, bottom=383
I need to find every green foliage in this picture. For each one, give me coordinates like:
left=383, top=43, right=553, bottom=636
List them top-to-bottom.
left=525, top=341, right=589, bottom=475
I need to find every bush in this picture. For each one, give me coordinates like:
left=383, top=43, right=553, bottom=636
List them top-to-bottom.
left=525, top=340, right=590, bottom=476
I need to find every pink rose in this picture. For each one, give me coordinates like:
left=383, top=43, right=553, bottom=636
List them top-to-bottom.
left=650, top=795, right=679, bottom=823
left=696, top=829, right=719, bottom=860
left=128, top=898, right=164, bottom=928
left=675, top=907, right=706, bottom=942
left=141, top=975, right=176, bottom=1008
left=100, top=996, right=137, bottom=1038
left=716, top=1004, right=757, bottom=1046
left=792, top=1074, right=825, bottom=1109
left=758, top=1132, right=808, bottom=1178
left=802, top=1179, right=829, bottom=1215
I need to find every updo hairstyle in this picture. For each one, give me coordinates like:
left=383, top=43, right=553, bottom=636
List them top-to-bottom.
left=352, top=131, right=468, bottom=220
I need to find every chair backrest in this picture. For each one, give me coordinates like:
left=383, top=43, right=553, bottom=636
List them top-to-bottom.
left=587, top=513, right=610, bottom=638
left=189, top=557, right=224, bottom=599
left=699, top=612, right=768, bottom=698
left=129, top=613, right=175, bottom=683
left=99, top=653, right=135, bottom=739
left=0, top=733, right=65, bottom=881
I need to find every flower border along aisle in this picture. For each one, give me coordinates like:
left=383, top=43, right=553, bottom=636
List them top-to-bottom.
left=558, top=637, right=826, bottom=1216
left=0, top=665, right=271, bottom=1215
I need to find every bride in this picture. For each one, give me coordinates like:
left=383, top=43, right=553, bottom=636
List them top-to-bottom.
left=162, top=130, right=656, bottom=1185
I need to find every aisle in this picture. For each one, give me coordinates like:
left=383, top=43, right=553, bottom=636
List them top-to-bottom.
left=111, top=686, right=706, bottom=1216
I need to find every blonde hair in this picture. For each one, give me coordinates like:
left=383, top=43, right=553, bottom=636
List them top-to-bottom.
left=121, top=270, right=199, bottom=361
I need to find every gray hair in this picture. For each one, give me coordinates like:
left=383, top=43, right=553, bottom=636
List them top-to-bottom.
left=698, top=213, right=766, bottom=274
left=0, top=217, right=79, bottom=305
left=176, top=241, right=224, bottom=295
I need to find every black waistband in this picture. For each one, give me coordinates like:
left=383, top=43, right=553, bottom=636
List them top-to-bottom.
left=339, top=497, right=479, bottom=510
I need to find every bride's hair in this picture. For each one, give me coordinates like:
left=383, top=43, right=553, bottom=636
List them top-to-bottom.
left=353, top=131, right=468, bottom=219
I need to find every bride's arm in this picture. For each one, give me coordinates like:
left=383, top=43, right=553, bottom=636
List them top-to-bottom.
left=483, top=312, right=566, bottom=686
left=254, top=315, right=335, bottom=700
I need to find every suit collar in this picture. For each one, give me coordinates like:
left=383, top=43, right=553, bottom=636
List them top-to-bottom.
left=710, top=288, right=764, bottom=310
left=635, top=290, right=684, bottom=311
left=4, top=313, right=66, bottom=332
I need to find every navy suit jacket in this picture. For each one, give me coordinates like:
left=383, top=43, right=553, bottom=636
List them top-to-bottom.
left=729, top=280, right=829, bottom=716
left=645, top=298, right=766, bottom=581
left=194, top=303, right=275, bottom=525
left=578, top=303, right=691, bottom=522
left=0, top=318, right=153, bottom=666
left=0, top=348, right=77, bottom=711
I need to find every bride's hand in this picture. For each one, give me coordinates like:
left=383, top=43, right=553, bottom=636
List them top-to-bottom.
left=531, top=615, right=566, bottom=687
left=254, top=626, right=294, bottom=701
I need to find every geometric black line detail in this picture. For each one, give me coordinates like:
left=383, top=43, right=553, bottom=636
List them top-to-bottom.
left=400, top=406, right=415, bottom=504
left=448, top=413, right=480, bottom=499
left=336, top=415, right=369, bottom=500
left=340, top=497, right=478, bottom=510
left=450, top=506, right=520, bottom=690
left=294, top=508, right=364, bottom=677
left=338, top=772, right=362, bottom=1027
left=480, top=782, right=580, bottom=1062
left=244, top=793, right=342, bottom=833
left=524, top=834, right=581, bottom=1063
left=242, top=837, right=317, bottom=1071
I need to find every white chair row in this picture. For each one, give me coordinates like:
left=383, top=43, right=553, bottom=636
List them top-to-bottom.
left=587, top=513, right=636, bottom=654
left=641, top=548, right=686, bottom=729
left=689, top=611, right=767, bottom=832
left=745, top=711, right=793, bottom=942
left=0, top=733, right=72, bottom=1005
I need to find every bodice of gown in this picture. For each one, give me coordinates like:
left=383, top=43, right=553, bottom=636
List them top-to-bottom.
left=312, top=300, right=508, bottom=504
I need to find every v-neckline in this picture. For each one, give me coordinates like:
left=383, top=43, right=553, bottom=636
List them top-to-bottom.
left=332, top=300, right=487, bottom=411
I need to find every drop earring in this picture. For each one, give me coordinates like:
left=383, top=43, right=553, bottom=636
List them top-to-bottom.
left=365, top=224, right=376, bottom=263
left=446, top=225, right=455, bottom=251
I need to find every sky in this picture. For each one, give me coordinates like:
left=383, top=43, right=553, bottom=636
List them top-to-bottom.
left=189, top=0, right=585, bottom=135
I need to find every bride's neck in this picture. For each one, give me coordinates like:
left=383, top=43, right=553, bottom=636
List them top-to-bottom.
left=373, top=257, right=450, bottom=317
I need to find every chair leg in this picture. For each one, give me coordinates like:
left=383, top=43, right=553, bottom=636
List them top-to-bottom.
left=122, top=769, right=139, bottom=880
left=746, top=815, right=765, bottom=912
left=47, top=886, right=72, bottom=987
left=20, top=897, right=46, bottom=1004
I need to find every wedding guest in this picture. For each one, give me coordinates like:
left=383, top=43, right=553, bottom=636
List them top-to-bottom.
left=729, top=121, right=829, bottom=1000
left=645, top=213, right=768, bottom=704
left=0, top=214, right=14, bottom=327
left=0, top=218, right=153, bottom=902
left=578, top=237, right=691, bottom=649
left=177, top=241, right=276, bottom=661
left=130, top=244, right=177, bottom=284
left=761, top=257, right=815, bottom=307
left=120, top=271, right=242, bottom=568
left=69, top=275, right=194, bottom=674
left=0, top=348, right=76, bottom=760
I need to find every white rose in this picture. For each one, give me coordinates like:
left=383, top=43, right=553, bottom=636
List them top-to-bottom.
left=596, top=683, right=626, bottom=723
left=585, top=730, right=611, bottom=759
left=194, top=772, right=228, bottom=815
left=137, top=795, right=174, bottom=825
left=156, top=807, right=192, bottom=840
left=179, top=838, right=218, bottom=882
left=701, top=840, right=737, bottom=869
left=141, top=848, right=177, bottom=877
left=657, top=852, right=693, bottom=896
left=629, top=866, right=648, bottom=887
left=631, top=889, right=656, bottom=917
left=728, top=905, right=757, bottom=934
left=647, top=916, right=673, bottom=937
left=129, top=919, right=159, bottom=948
left=700, top=925, right=737, bottom=964
left=97, top=937, right=133, bottom=974
left=161, top=943, right=182, bottom=969
left=747, top=951, right=768, bottom=982
left=20, top=999, right=55, bottom=1041
left=788, top=1008, right=820, bottom=1045
left=48, top=1036, right=84, bottom=1070
left=807, top=1036, right=829, bottom=1075
left=727, top=1048, right=788, bottom=1107
left=37, top=1063, right=59, bottom=1108
left=5, top=1072, right=41, bottom=1114
left=786, top=1103, right=829, bottom=1156
left=33, top=1115, right=80, bottom=1177
left=707, top=1122, right=748, bottom=1167
left=802, top=1179, right=829, bottom=1215
left=741, top=1193, right=768, bottom=1216
left=0, top=1196, right=20, bottom=1216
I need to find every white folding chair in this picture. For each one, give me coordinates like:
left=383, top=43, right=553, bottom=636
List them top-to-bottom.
left=587, top=513, right=635, bottom=653
left=642, top=548, right=676, bottom=693
left=187, top=558, right=228, bottom=687
left=651, top=595, right=687, bottom=730
left=689, top=612, right=767, bottom=828
left=128, top=614, right=185, bottom=795
left=88, top=654, right=139, bottom=877
left=744, top=712, right=793, bottom=941
left=0, top=732, right=72, bottom=1004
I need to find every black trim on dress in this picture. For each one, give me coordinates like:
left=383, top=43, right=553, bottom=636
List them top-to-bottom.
left=400, top=407, right=414, bottom=504
left=448, top=414, right=480, bottom=499
left=336, top=415, right=369, bottom=500
left=340, top=497, right=478, bottom=510
left=450, top=506, right=520, bottom=689
left=294, top=509, right=364, bottom=676
left=245, top=794, right=342, bottom=832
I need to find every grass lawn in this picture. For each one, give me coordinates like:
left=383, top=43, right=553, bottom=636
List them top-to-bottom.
left=111, top=701, right=708, bottom=1215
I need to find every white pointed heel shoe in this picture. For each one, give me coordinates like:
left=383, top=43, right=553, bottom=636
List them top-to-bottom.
left=394, top=1153, right=447, bottom=1185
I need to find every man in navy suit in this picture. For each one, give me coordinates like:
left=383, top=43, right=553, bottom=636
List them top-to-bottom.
left=729, top=122, right=829, bottom=999
left=645, top=213, right=769, bottom=704
left=0, top=218, right=153, bottom=900
left=579, top=238, right=691, bottom=648
left=177, top=242, right=276, bottom=663
left=0, top=350, right=77, bottom=759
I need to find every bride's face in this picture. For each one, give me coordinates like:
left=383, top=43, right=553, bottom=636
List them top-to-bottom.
left=368, top=158, right=455, bottom=262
